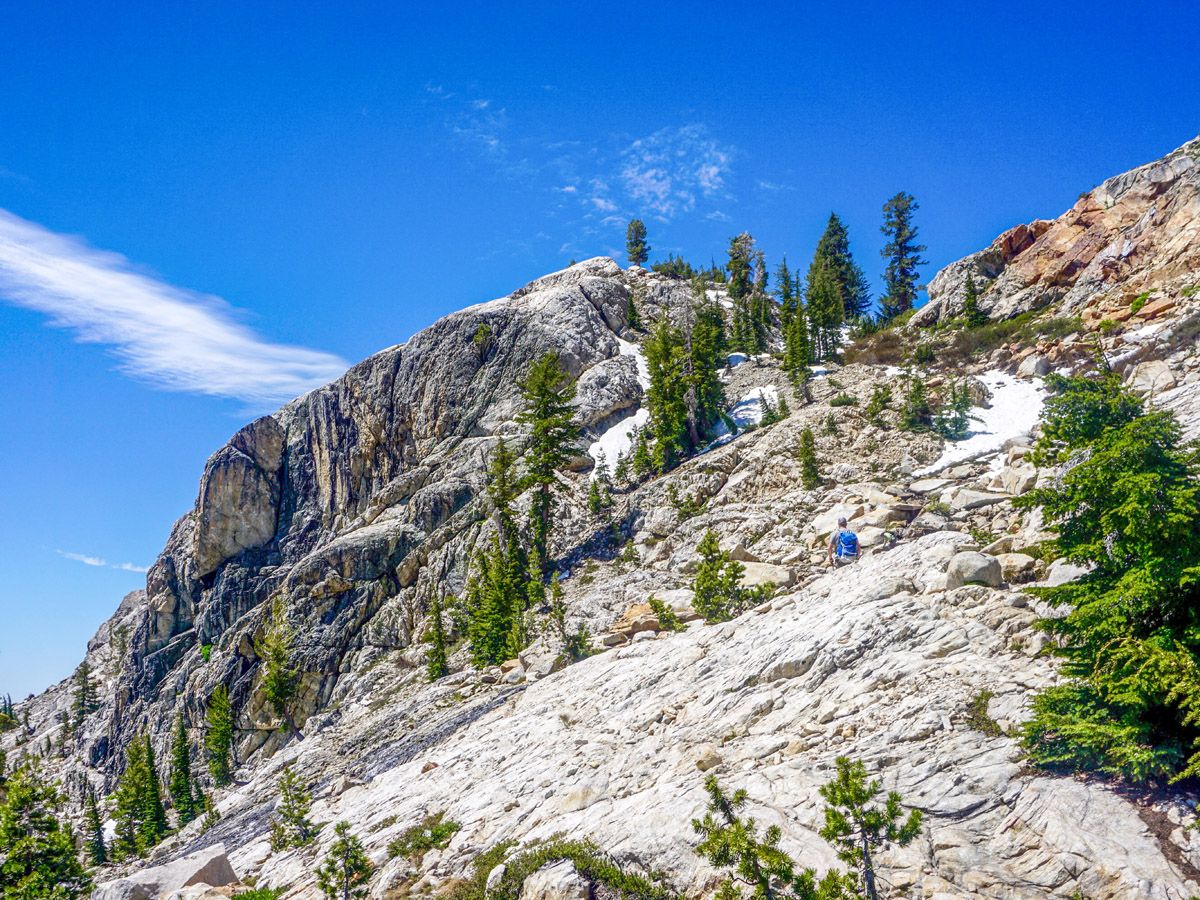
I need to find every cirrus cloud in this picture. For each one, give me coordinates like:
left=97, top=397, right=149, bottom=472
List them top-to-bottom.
left=0, top=209, right=349, bottom=407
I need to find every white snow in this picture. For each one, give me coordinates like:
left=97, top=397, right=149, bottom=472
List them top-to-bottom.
left=588, top=339, right=652, bottom=476
left=727, top=352, right=748, bottom=368
left=914, top=372, right=1047, bottom=476
left=708, top=385, right=780, bottom=447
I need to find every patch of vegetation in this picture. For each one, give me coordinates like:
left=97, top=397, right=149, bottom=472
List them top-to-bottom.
left=1180, top=283, right=1199, bottom=298
left=1130, top=291, right=1151, bottom=315
left=1097, top=318, right=1120, bottom=335
left=911, top=343, right=936, bottom=366
left=864, top=384, right=892, bottom=425
left=829, top=393, right=858, bottom=407
left=665, top=483, right=706, bottom=519
left=923, top=500, right=951, bottom=517
left=968, top=527, right=997, bottom=546
left=691, top=530, right=773, bottom=623
left=648, top=596, right=685, bottom=633
left=200, top=643, right=213, bottom=662
left=965, top=690, right=1004, bottom=737
left=388, top=811, right=461, bottom=861
left=236, top=889, right=284, bottom=900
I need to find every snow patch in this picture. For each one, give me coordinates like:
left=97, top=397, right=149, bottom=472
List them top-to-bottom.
left=589, top=339, right=652, bottom=476
left=727, top=352, right=748, bottom=368
left=914, top=372, right=1047, bottom=476
left=708, top=386, right=780, bottom=446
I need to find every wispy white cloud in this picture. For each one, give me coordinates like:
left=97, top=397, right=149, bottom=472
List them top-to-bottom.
left=617, top=125, right=733, bottom=220
left=0, top=210, right=349, bottom=406
left=56, top=550, right=149, bottom=574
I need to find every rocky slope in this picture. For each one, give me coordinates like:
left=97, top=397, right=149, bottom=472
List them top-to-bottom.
left=5, top=137, right=1200, bottom=899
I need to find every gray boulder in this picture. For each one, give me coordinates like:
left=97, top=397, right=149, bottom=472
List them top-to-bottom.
left=945, top=551, right=1003, bottom=589
left=93, top=844, right=237, bottom=900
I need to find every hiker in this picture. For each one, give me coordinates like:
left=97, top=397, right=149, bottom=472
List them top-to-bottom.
left=827, top=517, right=860, bottom=567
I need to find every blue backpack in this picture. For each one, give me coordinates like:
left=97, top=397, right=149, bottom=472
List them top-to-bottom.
left=835, top=529, right=859, bottom=558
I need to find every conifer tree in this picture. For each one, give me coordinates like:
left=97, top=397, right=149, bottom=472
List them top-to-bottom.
left=879, top=192, right=927, bottom=321
left=814, top=212, right=872, bottom=320
left=625, top=219, right=649, bottom=267
left=726, top=233, right=755, bottom=300
left=805, top=255, right=844, bottom=361
left=775, top=256, right=795, bottom=325
left=961, top=270, right=987, bottom=327
left=624, top=291, right=642, bottom=330
left=689, top=297, right=728, bottom=437
left=782, top=303, right=813, bottom=388
left=644, top=317, right=690, bottom=472
left=517, top=352, right=580, bottom=577
left=899, top=374, right=933, bottom=431
left=799, top=428, right=820, bottom=489
left=691, top=531, right=770, bottom=623
left=465, top=540, right=524, bottom=667
left=425, top=593, right=450, bottom=682
left=256, top=597, right=299, bottom=731
left=72, top=661, right=96, bottom=727
left=204, top=685, right=235, bottom=787
left=168, top=715, right=196, bottom=827
left=138, top=735, right=168, bottom=851
left=818, top=757, right=923, bottom=900
left=0, top=762, right=92, bottom=897
left=269, top=765, right=315, bottom=852
left=693, top=775, right=854, bottom=900
left=83, top=786, right=107, bottom=867
left=316, top=821, right=374, bottom=900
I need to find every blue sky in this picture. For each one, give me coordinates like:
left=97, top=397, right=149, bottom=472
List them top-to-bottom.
left=1, top=0, right=1197, bottom=697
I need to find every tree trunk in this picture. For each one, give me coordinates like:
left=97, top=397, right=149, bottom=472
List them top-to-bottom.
left=861, top=826, right=878, bottom=900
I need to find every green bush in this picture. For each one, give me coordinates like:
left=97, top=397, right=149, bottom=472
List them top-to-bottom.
left=1129, top=292, right=1150, bottom=315
left=911, top=343, right=936, bottom=365
left=828, top=393, right=857, bottom=407
left=691, top=531, right=772, bottom=623
left=648, top=596, right=685, bottom=633
left=965, top=690, right=1003, bottom=737
left=387, top=811, right=461, bottom=861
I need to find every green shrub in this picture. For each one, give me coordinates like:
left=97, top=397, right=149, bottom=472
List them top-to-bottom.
left=1129, top=292, right=1150, bottom=315
left=1097, top=318, right=1120, bottom=335
left=911, top=343, right=936, bottom=365
left=864, top=384, right=892, bottom=424
left=829, top=393, right=857, bottom=407
left=665, top=483, right=705, bottom=519
left=691, top=531, right=772, bottom=623
left=648, top=596, right=685, bottom=633
left=965, top=690, right=1003, bottom=737
left=387, top=811, right=461, bottom=861
left=236, top=889, right=284, bottom=900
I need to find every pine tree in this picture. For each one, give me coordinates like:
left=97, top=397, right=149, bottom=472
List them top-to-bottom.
left=879, top=192, right=927, bottom=321
left=814, top=213, right=872, bottom=320
left=625, top=219, right=649, bottom=267
left=726, top=233, right=755, bottom=300
left=805, top=254, right=844, bottom=361
left=775, top=256, right=796, bottom=325
left=961, top=270, right=987, bottom=327
left=625, top=291, right=642, bottom=330
left=782, top=302, right=813, bottom=387
left=644, top=317, right=690, bottom=472
left=517, top=352, right=580, bottom=577
left=899, top=374, right=932, bottom=431
left=932, top=380, right=973, bottom=440
left=799, top=428, right=820, bottom=489
left=691, top=531, right=769, bottom=623
left=465, top=540, right=524, bottom=667
left=425, top=593, right=450, bottom=682
left=256, top=597, right=299, bottom=731
left=72, top=661, right=96, bottom=727
left=204, top=685, right=235, bottom=787
left=168, top=715, right=196, bottom=827
left=138, top=735, right=168, bottom=851
left=818, top=757, right=923, bottom=900
left=0, top=762, right=92, bottom=897
left=269, top=765, right=315, bottom=852
left=693, top=775, right=855, bottom=900
left=83, top=786, right=107, bottom=867
left=316, top=821, right=374, bottom=900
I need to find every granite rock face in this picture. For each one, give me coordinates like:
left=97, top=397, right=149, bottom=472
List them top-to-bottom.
left=915, top=135, right=1200, bottom=325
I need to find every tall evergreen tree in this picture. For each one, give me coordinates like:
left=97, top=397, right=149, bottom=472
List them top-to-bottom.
left=879, top=192, right=927, bottom=321
left=814, top=213, right=872, bottom=319
left=625, top=219, right=649, bottom=267
left=726, top=233, right=755, bottom=300
left=805, top=255, right=844, bottom=361
left=775, top=256, right=796, bottom=326
left=689, top=296, right=728, bottom=439
left=782, top=302, right=813, bottom=388
left=644, top=317, right=690, bottom=472
left=517, top=352, right=580, bottom=577
left=798, top=428, right=820, bottom=489
left=465, top=539, right=524, bottom=667
left=256, top=597, right=299, bottom=731
left=72, top=661, right=96, bottom=727
left=204, top=685, right=234, bottom=788
left=168, top=715, right=196, bottom=827
left=138, top=735, right=168, bottom=851
left=0, top=763, right=92, bottom=897
left=83, top=785, right=107, bottom=866
left=315, top=821, right=374, bottom=900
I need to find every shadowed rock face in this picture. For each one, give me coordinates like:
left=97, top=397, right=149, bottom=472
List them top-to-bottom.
left=916, top=135, right=1200, bottom=324
left=97, top=256, right=669, bottom=770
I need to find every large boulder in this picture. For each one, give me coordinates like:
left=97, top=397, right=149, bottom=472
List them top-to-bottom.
left=1126, top=359, right=1178, bottom=395
left=945, top=551, right=1003, bottom=589
left=739, top=562, right=795, bottom=589
left=93, top=844, right=237, bottom=900
left=519, top=860, right=591, bottom=900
